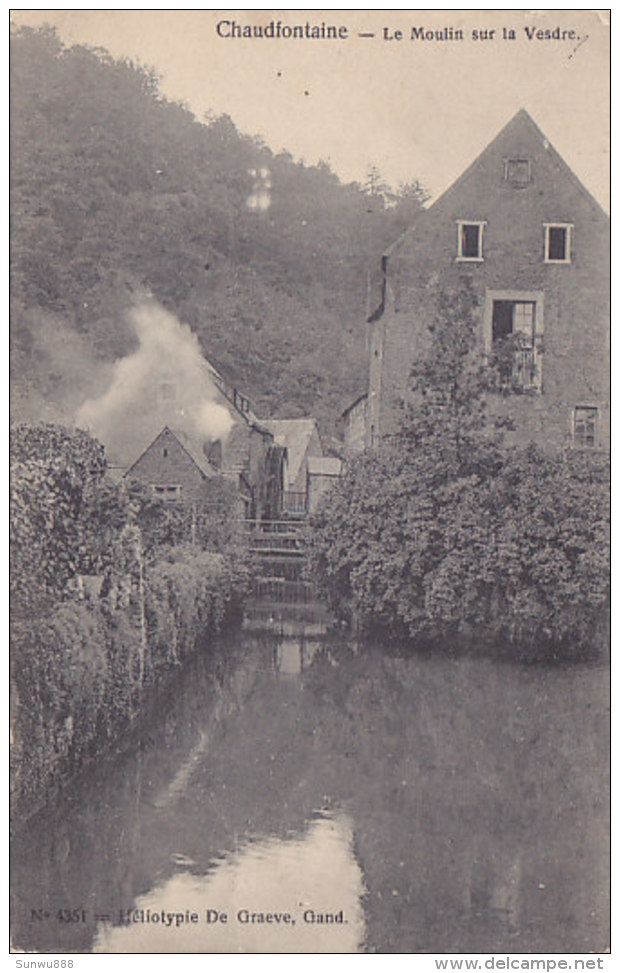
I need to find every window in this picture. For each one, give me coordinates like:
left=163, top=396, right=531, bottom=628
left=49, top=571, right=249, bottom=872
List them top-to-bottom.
left=504, top=159, right=531, bottom=185
left=456, top=221, right=485, bottom=261
left=544, top=223, right=572, bottom=263
left=491, top=299, right=541, bottom=391
left=492, top=300, right=535, bottom=345
left=233, top=389, right=250, bottom=413
left=572, top=407, right=598, bottom=447
left=152, top=484, right=182, bottom=502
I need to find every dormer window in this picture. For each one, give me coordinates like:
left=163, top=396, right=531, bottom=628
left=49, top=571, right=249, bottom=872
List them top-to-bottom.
left=504, top=158, right=531, bottom=185
left=456, top=221, right=485, bottom=261
left=544, top=223, right=572, bottom=263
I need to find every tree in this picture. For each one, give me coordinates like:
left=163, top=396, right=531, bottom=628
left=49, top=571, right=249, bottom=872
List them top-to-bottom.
left=10, top=25, right=430, bottom=434
left=395, top=278, right=504, bottom=474
left=308, top=282, right=609, bottom=659
left=10, top=423, right=107, bottom=612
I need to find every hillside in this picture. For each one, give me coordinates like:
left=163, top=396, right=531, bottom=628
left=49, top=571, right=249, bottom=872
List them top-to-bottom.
left=10, top=25, right=427, bottom=433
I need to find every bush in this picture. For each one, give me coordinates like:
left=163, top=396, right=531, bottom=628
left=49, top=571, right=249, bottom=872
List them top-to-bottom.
left=308, top=283, right=609, bottom=661
left=10, top=423, right=107, bottom=611
left=11, top=423, right=252, bottom=820
left=310, top=442, right=609, bottom=660
left=145, top=545, right=246, bottom=678
left=11, top=604, right=109, bottom=808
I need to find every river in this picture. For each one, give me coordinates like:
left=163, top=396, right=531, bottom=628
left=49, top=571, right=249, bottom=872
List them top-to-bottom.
left=11, top=608, right=609, bottom=954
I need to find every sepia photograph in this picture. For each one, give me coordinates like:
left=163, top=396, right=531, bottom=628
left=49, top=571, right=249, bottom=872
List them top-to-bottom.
left=9, top=9, right=610, bottom=957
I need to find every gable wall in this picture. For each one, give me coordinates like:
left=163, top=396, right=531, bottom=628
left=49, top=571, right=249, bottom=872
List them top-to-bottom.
left=371, top=118, right=609, bottom=450
left=127, top=428, right=207, bottom=501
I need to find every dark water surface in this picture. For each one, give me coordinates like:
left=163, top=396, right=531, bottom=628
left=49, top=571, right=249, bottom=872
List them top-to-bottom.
left=11, top=615, right=609, bottom=953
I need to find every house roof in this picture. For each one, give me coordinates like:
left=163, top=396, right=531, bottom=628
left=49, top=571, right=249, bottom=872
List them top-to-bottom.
left=381, top=108, right=608, bottom=263
left=433, top=108, right=607, bottom=219
left=199, top=356, right=271, bottom=437
left=340, top=392, right=368, bottom=420
left=265, top=418, right=320, bottom=484
left=124, top=426, right=216, bottom=480
left=171, top=428, right=217, bottom=477
left=307, top=456, right=342, bottom=477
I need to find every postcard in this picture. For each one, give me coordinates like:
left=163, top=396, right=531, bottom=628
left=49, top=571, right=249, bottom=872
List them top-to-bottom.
left=10, top=9, right=610, bottom=957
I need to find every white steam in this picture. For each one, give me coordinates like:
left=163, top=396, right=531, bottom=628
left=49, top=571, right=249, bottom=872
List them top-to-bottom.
left=76, top=302, right=235, bottom=466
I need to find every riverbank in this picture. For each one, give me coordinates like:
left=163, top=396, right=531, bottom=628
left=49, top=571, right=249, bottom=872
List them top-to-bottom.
left=10, top=544, right=249, bottom=827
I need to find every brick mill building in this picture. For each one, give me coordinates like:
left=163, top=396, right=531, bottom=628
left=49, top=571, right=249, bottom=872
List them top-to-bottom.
left=350, top=109, right=609, bottom=453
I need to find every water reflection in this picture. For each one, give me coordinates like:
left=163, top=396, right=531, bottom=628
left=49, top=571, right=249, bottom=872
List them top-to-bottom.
left=11, top=621, right=609, bottom=954
left=11, top=627, right=366, bottom=954
left=275, top=637, right=325, bottom=676
left=94, top=811, right=365, bottom=953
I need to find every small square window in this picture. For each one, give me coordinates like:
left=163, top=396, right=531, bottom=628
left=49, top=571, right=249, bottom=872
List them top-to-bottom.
left=504, top=159, right=531, bottom=184
left=456, top=221, right=485, bottom=261
left=544, top=223, right=572, bottom=263
left=573, top=407, right=597, bottom=447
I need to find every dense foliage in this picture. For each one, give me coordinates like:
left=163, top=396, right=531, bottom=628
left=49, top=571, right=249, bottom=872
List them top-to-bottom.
left=10, top=25, right=427, bottom=429
left=308, top=285, right=610, bottom=660
left=10, top=422, right=251, bottom=818
left=10, top=423, right=107, bottom=611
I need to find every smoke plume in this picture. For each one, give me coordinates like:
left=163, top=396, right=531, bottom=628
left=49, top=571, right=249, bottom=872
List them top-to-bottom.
left=76, top=302, right=235, bottom=467
left=11, top=311, right=114, bottom=426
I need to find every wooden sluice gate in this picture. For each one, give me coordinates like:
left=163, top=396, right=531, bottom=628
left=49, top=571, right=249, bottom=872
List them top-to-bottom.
left=242, top=519, right=330, bottom=625
left=243, top=520, right=307, bottom=570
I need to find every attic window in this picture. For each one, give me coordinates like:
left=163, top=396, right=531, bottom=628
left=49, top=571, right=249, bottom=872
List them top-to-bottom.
left=504, top=159, right=531, bottom=185
left=456, top=221, right=485, bottom=261
left=544, top=223, right=572, bottom=263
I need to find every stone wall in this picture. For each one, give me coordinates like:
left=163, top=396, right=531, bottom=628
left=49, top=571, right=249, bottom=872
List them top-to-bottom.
left=369, top=112, right=610, bottom=452
left=126, top=428, right=208, bottom=501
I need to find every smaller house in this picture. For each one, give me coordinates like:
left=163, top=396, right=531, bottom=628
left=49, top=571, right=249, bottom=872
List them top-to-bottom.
left=265, top=418, right=323, bottom=517
left=123, top=426, right=215, bottom=504
left=306, top=456, right=342, bottom=514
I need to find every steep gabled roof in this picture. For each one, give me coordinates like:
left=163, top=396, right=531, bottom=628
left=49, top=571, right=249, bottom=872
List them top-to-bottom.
left=384, top=108, right=608, bottom=261
left=432, top=108, right=608, bottom=220
left=199, top=356, right=270, bottom=436
left=265, top=418, right=321, bottom=483
left=124, top=426, right=216, bottom=480
left=171, top=428, right=217, bottom=477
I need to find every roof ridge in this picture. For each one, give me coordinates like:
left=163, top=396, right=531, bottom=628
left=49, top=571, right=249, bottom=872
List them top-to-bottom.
left=383, top=108, right=607, bottom=260
left=124, top=426, right=215, bottom=480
